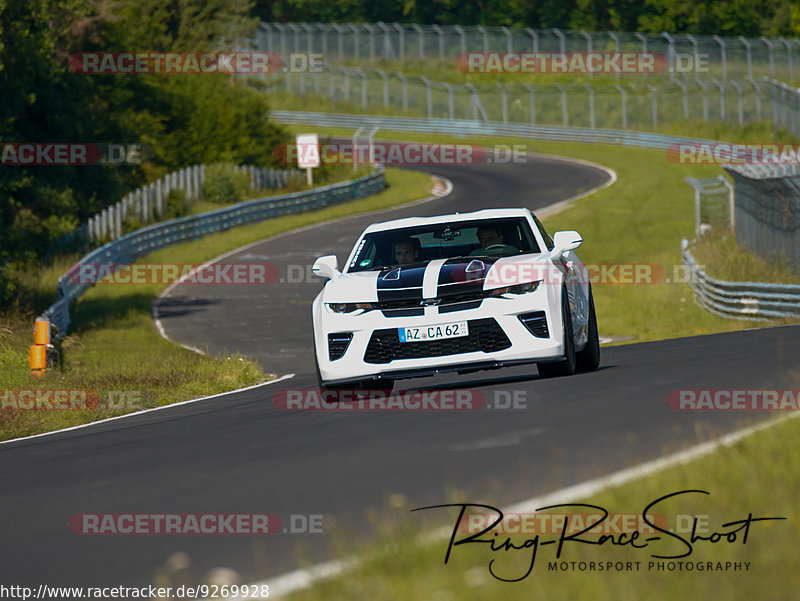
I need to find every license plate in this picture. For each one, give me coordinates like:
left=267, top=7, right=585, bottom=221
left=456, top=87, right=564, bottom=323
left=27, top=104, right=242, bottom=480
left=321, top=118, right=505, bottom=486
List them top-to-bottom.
left=398, top=321, right=469, bottom=343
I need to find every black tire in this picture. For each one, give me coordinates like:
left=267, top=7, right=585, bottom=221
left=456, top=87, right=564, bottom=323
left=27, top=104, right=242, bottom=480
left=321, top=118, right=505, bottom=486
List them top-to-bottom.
left=537, top=288, right=576, bottom=378
left=576, top=290, right=600, bottom=372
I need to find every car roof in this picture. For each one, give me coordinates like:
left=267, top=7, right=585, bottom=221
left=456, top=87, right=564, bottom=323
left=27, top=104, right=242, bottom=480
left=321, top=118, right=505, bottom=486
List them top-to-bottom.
left=362, top=208, right=532, bottom=234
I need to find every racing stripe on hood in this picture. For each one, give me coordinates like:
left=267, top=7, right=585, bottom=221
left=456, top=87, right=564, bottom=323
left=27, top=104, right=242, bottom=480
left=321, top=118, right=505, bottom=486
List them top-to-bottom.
left=436, top=257, right=499, bottom=297
left=422, top=259, right=448, bottom=299
left=376, top=264, right=425, bottom=303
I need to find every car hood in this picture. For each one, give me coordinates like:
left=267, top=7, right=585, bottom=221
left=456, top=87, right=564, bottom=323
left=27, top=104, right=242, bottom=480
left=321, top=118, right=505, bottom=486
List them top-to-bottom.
left=322, top=254, right=556, bottom=303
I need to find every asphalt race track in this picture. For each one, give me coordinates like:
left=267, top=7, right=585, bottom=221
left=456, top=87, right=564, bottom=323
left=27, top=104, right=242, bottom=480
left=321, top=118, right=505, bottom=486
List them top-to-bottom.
left=2, top=157, right=798, bottom=589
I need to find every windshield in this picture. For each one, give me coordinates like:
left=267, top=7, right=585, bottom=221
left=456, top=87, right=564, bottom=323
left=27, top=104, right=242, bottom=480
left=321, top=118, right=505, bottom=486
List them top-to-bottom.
left=346, top=217, right=540, bottom=272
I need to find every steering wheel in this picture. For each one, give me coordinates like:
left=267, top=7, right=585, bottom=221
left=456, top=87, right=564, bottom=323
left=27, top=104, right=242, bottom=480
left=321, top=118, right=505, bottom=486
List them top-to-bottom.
left=483, top=244, right=508, bottom=252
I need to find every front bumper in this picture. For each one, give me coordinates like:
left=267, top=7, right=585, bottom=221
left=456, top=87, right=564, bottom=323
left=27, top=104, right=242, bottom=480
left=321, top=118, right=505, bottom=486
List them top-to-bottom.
left=313, top=292, right=566, bottom=384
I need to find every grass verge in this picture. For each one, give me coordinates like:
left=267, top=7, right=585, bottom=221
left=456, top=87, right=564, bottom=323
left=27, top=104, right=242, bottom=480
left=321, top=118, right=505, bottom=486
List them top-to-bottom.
left=283, top=124, right=800, bottom=343
left=0, top=167, right=434, bottom=442
left=283, top=413, right=800, bottom=601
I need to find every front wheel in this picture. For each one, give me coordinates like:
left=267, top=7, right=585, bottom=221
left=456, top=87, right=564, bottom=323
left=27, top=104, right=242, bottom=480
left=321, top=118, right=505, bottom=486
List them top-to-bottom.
left=537, top=289, right=576, bottom=378
left=576, top=290, right=600, bottom=372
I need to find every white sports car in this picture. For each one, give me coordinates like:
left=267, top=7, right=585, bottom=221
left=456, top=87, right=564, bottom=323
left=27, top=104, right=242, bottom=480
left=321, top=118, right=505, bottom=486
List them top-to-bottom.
left=311, top=208, right=599, bottom=390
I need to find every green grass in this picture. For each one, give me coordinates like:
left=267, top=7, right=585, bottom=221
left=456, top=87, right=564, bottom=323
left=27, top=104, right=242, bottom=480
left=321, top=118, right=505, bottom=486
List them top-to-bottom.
left=283, top=124, right=800, bottom=343
left=0, top=168, right=435, bottom=441
left=690, top=231, right=800, bottom=285
left=284, top=412, right=800, bottom=601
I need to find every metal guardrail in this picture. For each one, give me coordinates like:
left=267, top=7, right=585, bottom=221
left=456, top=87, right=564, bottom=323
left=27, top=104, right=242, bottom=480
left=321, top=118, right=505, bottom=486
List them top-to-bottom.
left=270, top=109, right=721, bottom=150
left=41, top=169, right=386, bottom=337
left=681, top=240, right=800, bottom=320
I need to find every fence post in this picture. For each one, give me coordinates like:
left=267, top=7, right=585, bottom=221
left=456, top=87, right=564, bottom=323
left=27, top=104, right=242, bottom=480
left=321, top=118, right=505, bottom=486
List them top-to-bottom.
left=393, top=23, right=405, bottom=59
left=348, top=24, right=360, bottom=60
left=412, top=24, right=424, bottom=58
left=432, top=24, right=444, bottom=59
left=453, top=25, right=466, bottom=55
left=477, top=25, right=488, bottom=53
left=501, top=26, right=512, bottom=53
left=525, top=27, right=538, bottom=53
left=552, top=28, right=565, bottom=54
left=581, top=31, right=593, bottom=78
left=608, top=32, right=620, bottom=80
left=662, top=32, right=675, bottom=83
left=635, top=33, right=648, bottom=80
left=711, top=35, right=727, bottom=82
left=738, top=37, right=753, bottom=80
left=760, top=37, right=775, bottom=79
left=780, top=38, right=793, bottom=84
left=376, top=68, right=389, bottom=107
left=395, top=72, right=408, bottom=111
left=420, top=75, right=433, bottom=118
left=746, top=78, right=762, bottom=120
left=696, top=79, right=709, bottom=120
left=712, top=79, right=725, bottom=119
left=675, top=80, right=689, bottom=119
left=730, top=80, right=744, bottom=124
left=443, top=82, right=454, bottom=119
left=496, top=82, right=508, bottom=123
left=523, top=83, right=535, bottom=124
left=584, top=83, right=595, bottom=128
left=646, top=83, right=658, bottom=128
left=555, top=84, right=568, bottom=126
left=615, top=84, right=627, bottom=129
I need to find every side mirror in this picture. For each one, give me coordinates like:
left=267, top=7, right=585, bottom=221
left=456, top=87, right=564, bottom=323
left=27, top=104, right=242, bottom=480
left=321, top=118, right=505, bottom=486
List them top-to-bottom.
left=552, top=231, right=582, bottom=257
left=312, top=255, right=340, bottom=280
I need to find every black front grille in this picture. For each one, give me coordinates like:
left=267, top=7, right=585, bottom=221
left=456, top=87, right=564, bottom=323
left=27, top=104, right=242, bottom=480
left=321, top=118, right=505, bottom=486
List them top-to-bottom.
left=519, top=311, right=549, bottom=338
left=363, top=318, right=511, bottom=364
left=328, top=333, right=353, bottom=361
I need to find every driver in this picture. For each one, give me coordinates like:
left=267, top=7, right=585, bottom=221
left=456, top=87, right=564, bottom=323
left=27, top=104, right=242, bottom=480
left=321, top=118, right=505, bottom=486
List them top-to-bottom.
left=476, top=225, right=504, bottom=248
left=393, top=237, right=420, bottom=265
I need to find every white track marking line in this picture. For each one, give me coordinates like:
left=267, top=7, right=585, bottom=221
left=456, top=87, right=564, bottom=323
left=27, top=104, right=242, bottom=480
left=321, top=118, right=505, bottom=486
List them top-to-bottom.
left=0, top=374, right=296, bottom=447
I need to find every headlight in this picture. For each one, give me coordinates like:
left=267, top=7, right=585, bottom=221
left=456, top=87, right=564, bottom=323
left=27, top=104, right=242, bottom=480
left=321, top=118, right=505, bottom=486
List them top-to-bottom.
left=490, top=280, right=541, bottom=297
left=326, top=303, right=374, bottom=313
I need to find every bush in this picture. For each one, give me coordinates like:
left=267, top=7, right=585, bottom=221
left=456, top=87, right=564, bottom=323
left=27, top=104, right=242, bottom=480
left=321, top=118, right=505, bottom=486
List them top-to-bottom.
left=202, top=164, right=251, bottom=204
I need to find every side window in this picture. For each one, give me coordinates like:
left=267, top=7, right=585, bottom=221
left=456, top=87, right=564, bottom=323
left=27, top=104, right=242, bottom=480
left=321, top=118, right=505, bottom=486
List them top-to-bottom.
left=531, top=213, right=554, bottom=251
